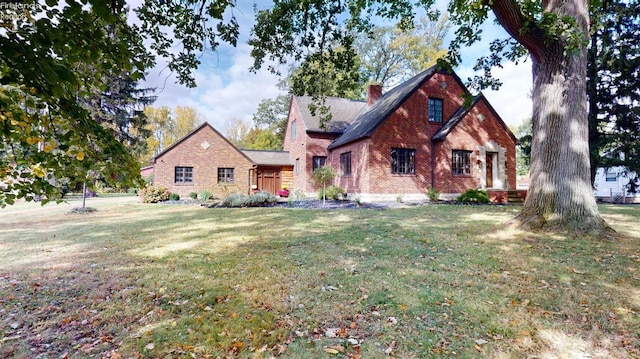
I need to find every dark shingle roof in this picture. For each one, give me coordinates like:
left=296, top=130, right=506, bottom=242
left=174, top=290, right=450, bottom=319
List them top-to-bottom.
left=328, top=66, right=442, bottom=149
left=432, top=94, right=517, bottom=143
left=432, top=95, right=482, bottom=141
left=294, top=96, right=366, bottom=133
left=241, top=150, right=293, bottom=166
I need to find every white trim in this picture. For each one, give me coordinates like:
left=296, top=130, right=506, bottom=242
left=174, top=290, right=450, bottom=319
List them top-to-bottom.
left=477, top=141, right=508, bottom=190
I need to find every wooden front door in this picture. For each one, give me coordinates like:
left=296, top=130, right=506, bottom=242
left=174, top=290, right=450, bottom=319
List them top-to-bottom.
left=486, top=153, right=495, bottom=188
left=257, top=168, right=281, bottom=194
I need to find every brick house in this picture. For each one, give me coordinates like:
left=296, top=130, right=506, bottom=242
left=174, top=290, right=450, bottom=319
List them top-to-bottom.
left=283, top=65, right=517, bottom=201
left=153, top=122, right=293, bottom=198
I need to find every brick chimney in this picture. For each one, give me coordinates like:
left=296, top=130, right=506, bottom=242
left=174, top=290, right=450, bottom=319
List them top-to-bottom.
left=367, top=84, right=382, bottom=106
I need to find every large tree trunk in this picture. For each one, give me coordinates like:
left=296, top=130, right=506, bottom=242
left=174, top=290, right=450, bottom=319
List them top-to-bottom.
left=491, top=0, right=610, bottom=234
left=515, top=44, right=607, bottom=233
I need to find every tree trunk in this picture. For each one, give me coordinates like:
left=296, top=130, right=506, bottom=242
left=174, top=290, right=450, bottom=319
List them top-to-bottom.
left=490, top=0, right=610, bottom=234
left=587, top=28, right=601, bottom=187
left=515, top=47, right=607, bottom=233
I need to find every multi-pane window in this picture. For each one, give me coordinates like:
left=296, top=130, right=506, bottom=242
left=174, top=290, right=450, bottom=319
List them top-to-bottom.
left=428, top=98, right=443, bottom=123
left=291, top=120, right=297, bottom=140
left=391, top=148, right=416, bottom=174
left=452, top=150, right=472, bottom=175
left=340, top=152, right=352, bottom=176
left=312, top=156, right=327, bottom=171
left=175, top=166, right=193, bottom=183
left=217, top=168, right=234, bottom=183
left=605, top=172, right=617, bottom=182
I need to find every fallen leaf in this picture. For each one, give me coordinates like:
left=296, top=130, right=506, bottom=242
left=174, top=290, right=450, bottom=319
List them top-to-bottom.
left=325, top=327, right=340, bottom=338
left=474, top=339, right=488, bottom=345
left=385, top=341, right=396, bottom=355
left=145, top=342, right=155, bottom=350
left=275, top=344, right=287, bottom=355
left=323, top=345, right=345, bottom=354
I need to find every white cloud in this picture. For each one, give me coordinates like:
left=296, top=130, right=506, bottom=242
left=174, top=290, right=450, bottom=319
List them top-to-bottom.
left=144, top=44, right=284, bottom=133
left=457, top=60, right=532, bottom=127
left=482, top=61, right=532, bottom=127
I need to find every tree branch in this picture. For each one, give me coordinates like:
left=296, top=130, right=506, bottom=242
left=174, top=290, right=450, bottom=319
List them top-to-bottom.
left=488, top=0, right=547, bottom=61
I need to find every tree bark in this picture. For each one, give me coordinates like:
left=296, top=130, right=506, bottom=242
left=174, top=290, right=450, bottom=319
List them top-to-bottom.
left=491, top=0, right=610, bottom=234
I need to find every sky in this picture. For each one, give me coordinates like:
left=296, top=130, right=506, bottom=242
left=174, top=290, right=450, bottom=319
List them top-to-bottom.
left=139, top=2, right=533, bottom=134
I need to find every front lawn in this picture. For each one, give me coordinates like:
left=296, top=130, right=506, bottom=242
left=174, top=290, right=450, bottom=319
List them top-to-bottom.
left=0, top=199, right=638, bottom=358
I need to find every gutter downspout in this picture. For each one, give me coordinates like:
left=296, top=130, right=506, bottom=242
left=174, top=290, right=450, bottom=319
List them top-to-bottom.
left=430, top=140, right=435, bottom=189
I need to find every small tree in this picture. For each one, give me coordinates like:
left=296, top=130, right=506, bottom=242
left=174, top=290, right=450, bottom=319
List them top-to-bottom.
left=313, top=166, right=337, bottom=206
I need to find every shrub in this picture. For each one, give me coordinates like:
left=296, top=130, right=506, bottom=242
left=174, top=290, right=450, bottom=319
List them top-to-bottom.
left=138, top=184, right=170, bottom=203
left=317, top=185, right=347, bottom=200
left=426, top=187, right=440, bottom=202
left=199, top=189, right=213, bottom=201
left=456, top=189, right=489, bottom=204
left=221, top=191, right=277, bottom=207
left=189, top=192, right=198, bottom=200
left=169, top=193, right=180, bottom=201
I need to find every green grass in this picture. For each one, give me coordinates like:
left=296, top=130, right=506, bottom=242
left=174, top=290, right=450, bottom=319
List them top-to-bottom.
left=0, top=198, right=638, bottom=358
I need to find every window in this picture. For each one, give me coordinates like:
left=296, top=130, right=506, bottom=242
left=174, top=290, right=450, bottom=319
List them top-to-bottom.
left=428, top=98, right=443, bottom=123
left=291, top=120, right=297, bottom=140
left=391, top=148, right=416, bottom=174
left=452, top=150, right=472, bottom=175
left=340, top=152, right=352, bottom=176
left=312, top=156, right=327, bottom=171
left=295, top=158, right=300, bottom=175
left=175, top=166, right=193, bottom=183
left=217, top=168, right=234, bottom=183
left=605, top=172, right=617, bottom=182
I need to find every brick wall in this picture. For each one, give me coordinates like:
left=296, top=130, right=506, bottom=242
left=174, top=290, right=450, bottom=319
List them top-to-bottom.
left=327, top=72, right=516, bottom=197
left=361, top=73, right=467, bottom=195
left=283, top=98, right=339, bottom=193
left=283, top=98, right=307, bottom=192
left=434, top=100, right=517, bottom=193
left=154, top=124, right=254, bottom=199
left=331, top=139, right=370, bottom=194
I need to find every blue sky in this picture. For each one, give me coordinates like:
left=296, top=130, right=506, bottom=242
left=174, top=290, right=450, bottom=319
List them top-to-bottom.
left=139, top=2, right=532, bottom=133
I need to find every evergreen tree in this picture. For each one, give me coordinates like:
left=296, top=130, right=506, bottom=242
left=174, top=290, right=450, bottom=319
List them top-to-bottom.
left=588, top=0, right=640, bottom=186
left=82, top=71, right=156, bottom=161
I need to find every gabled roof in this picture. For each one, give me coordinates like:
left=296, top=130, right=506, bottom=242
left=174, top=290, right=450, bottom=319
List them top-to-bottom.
left=328, top=65, right=463, bottom=149
left=432, top=94, right=517, bottom=143
left=293, top=96, right=366, bottom=133
left=153, top=122, right=254, bottom=164
left=242, top=150, right=293, bottom=166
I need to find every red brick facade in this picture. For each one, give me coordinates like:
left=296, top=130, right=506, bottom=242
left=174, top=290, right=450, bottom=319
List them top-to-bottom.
left=155, top=69, right=517, bottom=201
left=284, top=69, right=517, bottom=200
left=283, top=99, right=342, bottom=193
left=154, top=124, right=255, bottom=198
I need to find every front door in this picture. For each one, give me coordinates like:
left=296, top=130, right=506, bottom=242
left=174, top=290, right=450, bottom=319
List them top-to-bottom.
left=486, top=153, right=495, bottom=188
left=257, top=168, right=281, bottom=194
